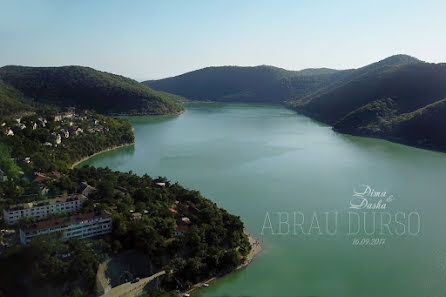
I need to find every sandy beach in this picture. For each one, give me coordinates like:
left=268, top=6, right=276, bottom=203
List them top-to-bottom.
left=70, top=142, right=134, bottom=169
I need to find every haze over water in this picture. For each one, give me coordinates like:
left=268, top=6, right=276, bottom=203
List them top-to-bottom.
left=81, top=103, right=446, bottom=297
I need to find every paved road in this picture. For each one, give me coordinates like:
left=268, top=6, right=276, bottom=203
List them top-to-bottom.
left=103, top=270, right=166, bottom=297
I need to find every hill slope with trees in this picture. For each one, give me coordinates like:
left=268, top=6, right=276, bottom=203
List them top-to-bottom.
left=143, top=65, right=343, bottom=103
left=0, top=66, right=184, bottom=116
left=0, top=78, right=35, bottom=119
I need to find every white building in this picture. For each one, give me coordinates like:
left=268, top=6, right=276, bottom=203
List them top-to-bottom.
left=3, top=194, right=87, bottom=224
left=19, top=210, right=112, bottom=245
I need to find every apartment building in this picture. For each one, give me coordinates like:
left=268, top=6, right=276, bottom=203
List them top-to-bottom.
left=3, top=194, right=87, bottom=224
left=19, top=210, right=112, bottom=245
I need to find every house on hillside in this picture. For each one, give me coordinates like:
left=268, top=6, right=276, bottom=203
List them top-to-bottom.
left=37, top=118, right=47, bottom=127
left=33, top=172, right=47, bottom=183
left=80, top=182, right=97, bottom=197
left=131, top=212, right=142, bottom=220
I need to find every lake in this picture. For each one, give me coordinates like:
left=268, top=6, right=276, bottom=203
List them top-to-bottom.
left=81, top=103, right=446, bottom=297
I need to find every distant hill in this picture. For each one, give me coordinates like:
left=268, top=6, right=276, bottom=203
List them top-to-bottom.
left=145, top=54, right=446, bottom=151
left=143, top=55, right=422, bottom=105
left=289, top=58, right=446, bottom=150
left=143, top=65, right=342, bottom=103
left=0, top=66, right=184, bottom=116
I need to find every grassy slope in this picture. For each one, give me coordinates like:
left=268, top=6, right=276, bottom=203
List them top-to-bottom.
left=0, top=66, right=184, bottom=115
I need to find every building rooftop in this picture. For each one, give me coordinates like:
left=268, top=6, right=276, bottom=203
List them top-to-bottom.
left=5, top=194, right=87, bottom=211
left=21, top=210, right=111, bottom=233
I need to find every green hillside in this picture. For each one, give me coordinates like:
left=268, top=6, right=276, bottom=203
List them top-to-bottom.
left=143, top=55, right=421, bottom=105
left=290, top=57, right=446, bottom=151
left=289, top=60, right=446, bottom=124
left=144, top=65, right=341, bottom=103
left=0, top=66, right=184, bottom=116
left=0, top=78, right=34, bottom=119
left=334, top=97, right=446, bottom=151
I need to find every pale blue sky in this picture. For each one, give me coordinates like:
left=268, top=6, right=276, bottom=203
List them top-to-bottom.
left=1, top=0, right=445, bottom=80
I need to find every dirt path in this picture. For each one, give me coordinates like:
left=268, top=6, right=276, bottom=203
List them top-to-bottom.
left=96, top=259, right=111, bottom=294
left=102, top=270, right=165, bottom=297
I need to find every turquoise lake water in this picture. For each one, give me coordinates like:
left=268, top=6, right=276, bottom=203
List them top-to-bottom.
left=81, top=103, right=446, bottom=297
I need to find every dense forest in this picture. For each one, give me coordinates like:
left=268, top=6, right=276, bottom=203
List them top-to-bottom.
left=143, top=55, right=421, bottom=105
left=145, top=55, right=446, bottom=151
left=144, top=65, right=342, bottom=103
left=0, top=66, right=184, bottom=116
left=0, top=78, right=35, bottom=119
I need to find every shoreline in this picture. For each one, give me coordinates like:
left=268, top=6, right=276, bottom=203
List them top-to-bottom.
left=286, top=105, right=446, bottom=154
left=108, top=109, right=185, bottom=117
left=70, top=142, right=135, bottom=169
left=184, top=231, right=262, bottom=296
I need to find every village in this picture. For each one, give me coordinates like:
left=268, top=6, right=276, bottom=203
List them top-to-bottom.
left=2, top=108, right=107, bottom=155
left=0, top=173, right=191, bottom=256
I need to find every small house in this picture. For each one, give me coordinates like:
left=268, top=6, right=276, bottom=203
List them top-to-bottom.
left=33, top=172, right=47, bottom=183
left=80, top=182, right=97, bottom=197
left=131, top=212, right=142, bottom=220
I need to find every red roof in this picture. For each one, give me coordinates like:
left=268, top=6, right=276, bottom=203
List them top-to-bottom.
left=33, top=173, right=47, bottom=183
left=169, top=208, right=178, bottom=215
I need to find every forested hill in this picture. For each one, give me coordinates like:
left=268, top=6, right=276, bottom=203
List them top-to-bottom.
left=142, top=55, right=421, bottom=104
left=288, top=59, right=446, bottom=150
left=0, top=65, right=184, bottom=116
left=143, top=65, right=342, bottom=103
left=0, top=77, right=35, bottom=119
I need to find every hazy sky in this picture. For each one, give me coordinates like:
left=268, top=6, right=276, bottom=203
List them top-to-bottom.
left=1, top=0, right=445, bottom=80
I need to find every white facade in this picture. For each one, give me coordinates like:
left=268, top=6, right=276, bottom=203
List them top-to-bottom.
left=3, top=194, right=87, bottom=224
left=19, top=211, right=112, bottom=245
